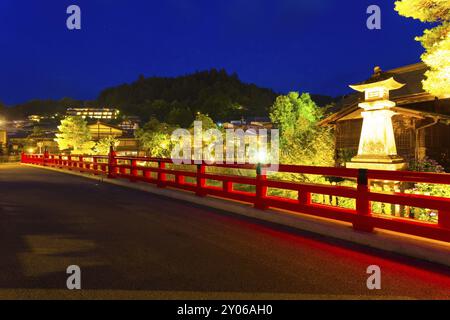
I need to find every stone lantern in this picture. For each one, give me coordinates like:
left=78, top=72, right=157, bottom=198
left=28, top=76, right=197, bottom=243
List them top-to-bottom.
left=346, top=67, right=407, bottom=170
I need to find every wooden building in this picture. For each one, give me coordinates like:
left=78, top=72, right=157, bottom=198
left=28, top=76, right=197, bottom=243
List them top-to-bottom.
left=320, top=63, right=450, bottom=170
left=88, top=121, right=139, bottom=155
left=88, top=121, right=123, bottom=140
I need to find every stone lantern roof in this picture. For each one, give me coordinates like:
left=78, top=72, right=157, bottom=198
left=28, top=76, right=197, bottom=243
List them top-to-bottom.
left=349, top=66, right=405, bottom=92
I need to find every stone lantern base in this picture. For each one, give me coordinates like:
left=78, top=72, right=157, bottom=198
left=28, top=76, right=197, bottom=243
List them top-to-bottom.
left=346, top=154, right=407, bottom=170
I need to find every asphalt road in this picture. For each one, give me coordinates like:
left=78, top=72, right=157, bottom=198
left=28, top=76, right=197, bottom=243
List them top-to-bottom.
left=0, top=163, right=449, bottom=299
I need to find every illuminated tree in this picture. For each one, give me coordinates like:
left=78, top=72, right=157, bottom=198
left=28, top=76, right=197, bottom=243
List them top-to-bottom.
left=395, top=0, right=450, bottom=97
left=270, top=92, right=335, bottom=168
left=190, top=112, right=218, bottom=131
left=55, top=116, right=95, bottom=154
left=135, top=118, right=176, bottom=157
left=94, top=136, right=119, bottom=155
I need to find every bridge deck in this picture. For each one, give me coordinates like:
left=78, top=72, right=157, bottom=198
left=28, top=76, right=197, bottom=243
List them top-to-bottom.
left=0, top=164, right=449, bottom=299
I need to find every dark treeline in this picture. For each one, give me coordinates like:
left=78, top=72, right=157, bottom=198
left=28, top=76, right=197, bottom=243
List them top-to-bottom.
left=3, top=69, right=336, bottom=125
left=97, top=69, right=278, bottom=126
left=4, top=97, right=85, bottom=119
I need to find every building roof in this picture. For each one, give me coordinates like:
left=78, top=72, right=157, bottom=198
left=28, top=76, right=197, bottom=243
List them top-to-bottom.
left=319, top=62, right=450, bottom=126
left=87, top=121, right=122, bottom=131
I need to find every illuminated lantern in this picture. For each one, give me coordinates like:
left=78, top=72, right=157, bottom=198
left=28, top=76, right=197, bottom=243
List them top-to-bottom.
left=346, top=67, right=407, bottom=170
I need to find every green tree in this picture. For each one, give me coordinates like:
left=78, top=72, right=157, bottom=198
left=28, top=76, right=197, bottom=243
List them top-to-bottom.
left=395, top=0, right=450, bottom=97
left=269, top=92, right=335, bottom=172
left=166, top=106, right=194, bottom=127
left=190, top=112, right=218, bottom=131
left=55, top=116, right=95, bottom=154
left=135, top=118, right=176, bottom=157
left=94, top=136, right=119, bottom=155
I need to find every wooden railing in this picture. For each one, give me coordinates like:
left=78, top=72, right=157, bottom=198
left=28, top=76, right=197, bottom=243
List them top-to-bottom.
left=21, top=151, right=450, bottom=243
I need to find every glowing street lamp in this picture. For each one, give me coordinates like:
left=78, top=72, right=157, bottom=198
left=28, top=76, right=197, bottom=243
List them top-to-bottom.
left=346, top=67, right=407, bottom=170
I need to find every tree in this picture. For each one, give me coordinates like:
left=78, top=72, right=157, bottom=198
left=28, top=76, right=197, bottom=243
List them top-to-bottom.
left=395, top=0, right=450, bottom=97
left=96, top=69, right=278, bottom=122
left=269, top=92, right=335, bottom=174
left=166, top=105, right=194, bottom=128
left=190, top=112, right=218, bottom=131
left=55, top=116, right=95, bottom=154
left=134, top=118, right=176, bottom=157
left=94, top=136, right=119, bottom=155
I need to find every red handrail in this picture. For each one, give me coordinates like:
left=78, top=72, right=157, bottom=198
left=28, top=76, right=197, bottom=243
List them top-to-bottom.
left=21, top=151, right=450, bottom=243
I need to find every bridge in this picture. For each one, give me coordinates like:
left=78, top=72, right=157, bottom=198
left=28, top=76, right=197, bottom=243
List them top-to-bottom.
left=0, top=152, right=449, bottom=299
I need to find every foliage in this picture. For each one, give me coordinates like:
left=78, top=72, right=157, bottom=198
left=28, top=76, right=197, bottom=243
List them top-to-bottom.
left=394, top=0, right=449, bottom=22
left=395, top=0, right=450, bottom=97
left=420, top=34, right=450, bottom=97
left=97, top=69, right=278, bottom=123
left=5, top=70, right=335, bottom=129
left=265, top=92, right=335, bottom=201
left=269, top=92, right=335, bottom=174
left=5, top=97, right=84, bottom=119
left=166, top=105, right=194, bottom=128
left=190, top=112, right=218, bottom=132
left=189, top=113, right=221, bottom=162
left=55, top=116, right=95, bottom=154
left=134, top=118, right=176, bottom=157
left=94, top=136, right=119, bottom=155
left=336, top=148, right=357, bottom=167
left=407, top=156, right=445, bottom=172
left=407, top=156, right=448, bottom=222
left=408, top=157, right=448, bottom=199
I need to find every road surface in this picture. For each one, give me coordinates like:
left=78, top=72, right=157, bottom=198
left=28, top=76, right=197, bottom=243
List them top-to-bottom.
left=0, top=163, right=449, bottom=299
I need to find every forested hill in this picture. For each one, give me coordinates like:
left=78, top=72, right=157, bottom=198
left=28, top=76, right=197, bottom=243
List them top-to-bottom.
left=4, top=69, right=336, bottom=125
left=97, top=69, right=277, bottom=125
left=97, top=69, right=335, bottom=125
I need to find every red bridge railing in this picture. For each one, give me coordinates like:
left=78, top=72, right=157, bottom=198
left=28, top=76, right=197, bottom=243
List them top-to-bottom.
left=21, top=151, right=450, bottom=243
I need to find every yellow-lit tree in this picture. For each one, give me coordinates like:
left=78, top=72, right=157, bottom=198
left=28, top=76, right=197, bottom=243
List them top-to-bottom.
left=395, top=0, right=450, bottom=97
left=270, top=92, right=335, bottom=168
left=55, top=116, right=95, bottom=154
left=135, top=118, right=176, bottom=157
left=94, top=136, right=119, bottom=155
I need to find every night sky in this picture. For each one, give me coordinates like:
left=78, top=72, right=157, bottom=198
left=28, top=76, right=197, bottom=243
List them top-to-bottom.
left=0, top=0, right=429, bottom=105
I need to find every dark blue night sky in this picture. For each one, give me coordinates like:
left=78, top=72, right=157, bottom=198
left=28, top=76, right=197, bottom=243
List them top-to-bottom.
left=0, top=0, right=428, bottom=105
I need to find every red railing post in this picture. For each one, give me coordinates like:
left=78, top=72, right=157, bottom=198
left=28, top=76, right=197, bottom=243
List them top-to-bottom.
left=107, top=146, right=117, bottom=179
left=43, top=149, right=49, bottom=166
left=21, top=152, right=25, bottom=163
left=67, top=155, right=72, bottom=169
left=78, top=155, right=84, bottom=171
left=85, top=156, right=91, bottom=171
left=93, top=157, right=98, bottom=174
left=130, top=159, right=138, bottom=182
left=117, top=161, right=125, bottom=175
left=157, top=161, right=166, bottom=188
left=196, top=163, right=206, bottom=196
left=255, top=164, right=268, bottom=209
left=143, top=167, right=151, bottom=180
left=353, top=169, right=374, bottom=233
left=176, top=173, right=185, bottom=185
left=223, top=180, right=233, bottom=193
left=298, top=188, right=311, bottom=208
left=438, top=210, right=450, bottom=230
